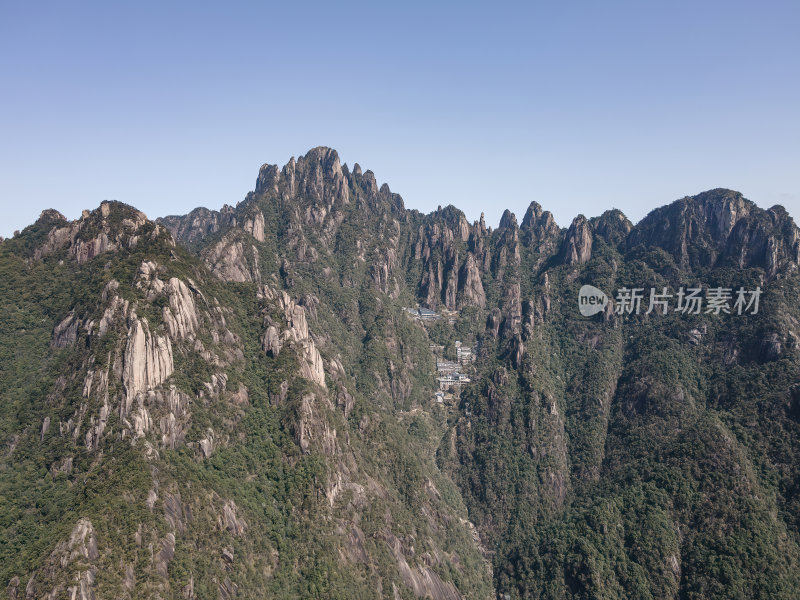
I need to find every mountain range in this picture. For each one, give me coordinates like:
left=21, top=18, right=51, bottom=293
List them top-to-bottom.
left=1, top=147, right=799, bottom=599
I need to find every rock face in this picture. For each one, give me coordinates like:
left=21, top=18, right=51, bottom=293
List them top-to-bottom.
left=627, top=188, right=800, bottom=275
left=34, top=200, right=160, bottom=264
left=521, top=201, right=560, bottom=250
left=724, top=204, right=800, bottom=277
left=159, top=205, right=237, bottom=245
left=414, top=207, right=495, bottom=310
left=592, top=208, right=633, bottom=246
left=242, top=209, right=266, bottom=242
left=560, top=214, right=593, bottom=265
left=204, top=234, right=261, bottom=283
left=458, top=253, right=486, bottom=309
left=137, top=261, right=201, bottom=340
left=51, top=262, right=223, bottom=454
left=163, top=278, right=200, bottom=340
left=260, top=286, right=325, bottom=387
left=51, top=313, right=82, bottom=348
left=122, top=316, right=174, bottom=406
left=82, top=369, right=110, bottom=450
left=293, top=393, right=338, bottom=455
left=220, top=501, right=246, bottom=537
left=27, top=518, right=102, bottom=600
left=67, top=518, right=100, bottom=563
left=156, top=533, right=176, bottom=578
left=385, top=534, right=461, bottom=600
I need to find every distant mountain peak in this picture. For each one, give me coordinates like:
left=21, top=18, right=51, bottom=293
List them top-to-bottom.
left=628, top=189, right=799, bottom=274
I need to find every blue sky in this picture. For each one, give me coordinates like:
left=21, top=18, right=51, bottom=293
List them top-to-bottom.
left=1, top=1, right=798, bottom=237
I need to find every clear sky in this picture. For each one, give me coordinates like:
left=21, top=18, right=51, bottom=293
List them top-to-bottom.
left=1, top=1, right=798, bottom=237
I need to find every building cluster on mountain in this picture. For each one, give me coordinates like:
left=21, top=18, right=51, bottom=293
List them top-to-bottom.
left=432, top=341, right=475, bottom=392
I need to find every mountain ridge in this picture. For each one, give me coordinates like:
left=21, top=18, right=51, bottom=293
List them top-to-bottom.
left=2, top=147, right=800, bottom=599
left=158, top=148, right=798, bottom=276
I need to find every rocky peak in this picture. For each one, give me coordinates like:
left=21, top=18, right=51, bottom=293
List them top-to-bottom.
left=286, top=146, right=349, bottom=206
left=303, top=146, right=343, bottom=179
left=162, top=149, right=399, bottom=256
left=282, top=156, right=297, bottom=196
left=255, top=163, right=281, bottom=194
left=359, top=169, right=379, bottom=197
left=695, top=188, right=751, bottom=238
left=628, top=189, right=798, bottom=275
left=627, top=190, right=749, bottom=265
left=35, top=200, right=162, bottom=264
left=95, top=200, right=148, bottom=225
left=520, top=201, right=560, bottom=250
left=521, top=201, right=545, bottom=226
left=723, top=202, right=800, bottom=276
left=433, top=205, right=470, bottom=240
left=36, top=208, right=68, bottom=226
left=492, top=209, right=521, bottom=280
left=498, top=209, right=518, bottom=231
left=592, top=209, right=632, bottom=246
left=457, top=214, right=470, bottom=241
left=560, top=214, right=593, bottom=265
left=458, top=253, right=487, bottom=309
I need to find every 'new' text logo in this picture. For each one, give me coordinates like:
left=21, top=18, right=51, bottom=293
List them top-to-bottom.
left=578, top=285, right=609, bottom=316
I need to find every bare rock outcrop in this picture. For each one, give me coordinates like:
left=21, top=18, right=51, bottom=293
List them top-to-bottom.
left=292, top=146, right=350, bottom=207
left=626, top=189, right=799, bottom=276
left=35, top=201, right=157, bottom=265
left=521, top=201, right=560, bottom=253
left=724, top=204, right=800, bottom=277
left=158, top=205, right=237, bottom=244
left=242, top=209, right=266, bottom=242
left=592, top=209, right=633, bottom=246
left=560, top=214, right=593, bottom=265
left=204, top=234, right=261, bottom=283
left=371, top=247, right=400, bottom=297
left=458, top=253, right=486, bottom=309
left=136, top=262, right=201, bottom=340
left=162, top=277, right=200, bottom=340
left=501, top=282, right=523, bottom=337
left=98, top=287, right=129, bottom=337
left=260, top=287, right=325, bottom=387
left=52, top=312, right=82, bottom=348
left=122, top=316, right=174, bottom=409
left=328, top=357, right=355, bottom=418
left=82, top=369, right=110, bottom=450
left=159, top=386, right=191, bottom=448
left=292, top=393, right=338, bottom=455
left=199, top=428, right=215, bottom=458
left=164, top=492, right=192, bottom=534
left=220, top=501, right=246, bottom=537
left=66, top=518, right=100, bottom=564
left=22, top=519, right=101, bottom=599
left=155, top=533, right=175, bottom=578
left=385, top=534, right=460, bottom=600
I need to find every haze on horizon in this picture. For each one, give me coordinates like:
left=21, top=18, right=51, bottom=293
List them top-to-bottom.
left=1, top=1, right=798, bottom=238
